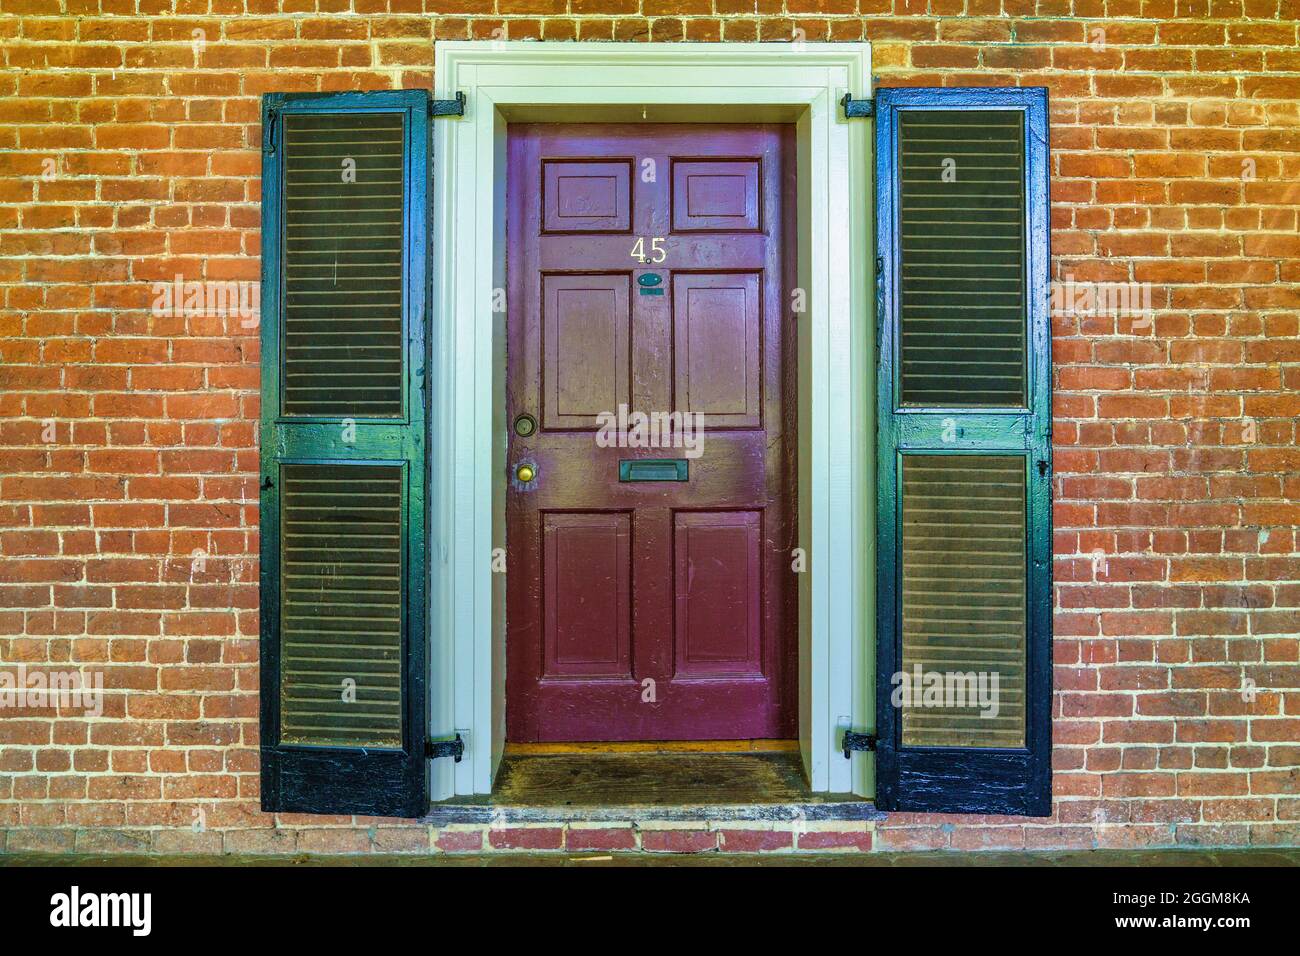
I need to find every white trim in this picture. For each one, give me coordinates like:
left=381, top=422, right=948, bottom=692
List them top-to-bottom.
left=430, top=40, right=873, bottom=798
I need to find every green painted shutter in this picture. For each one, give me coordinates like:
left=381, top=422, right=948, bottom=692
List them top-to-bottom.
left=875, top=88, right=1053, bottom=815
left=259, top=90, right=429, bottom=817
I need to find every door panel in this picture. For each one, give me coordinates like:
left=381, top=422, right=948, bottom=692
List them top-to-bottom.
left=507, top=124, right=796, bottom=742
left=543, top=159, right=633, bottom=233
left=672, top=159, right=761, bottom=232
left=672, top=272, right=762, bottom=427
left=542, top=273, right=632, bottom=430
left=673, top=510, right=762, bottom=678
left=542, top=512, right=632, bottom=679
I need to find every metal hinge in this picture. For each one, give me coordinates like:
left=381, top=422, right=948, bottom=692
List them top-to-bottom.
left=430, top=92, right=466, bottom=117
left=841, top=93, right=874, bottom=119
left=262, top=106, right=280, bottom=155
left=841, top=730, right=877, bottom=759
left=426, top=733, right=464, bottom=762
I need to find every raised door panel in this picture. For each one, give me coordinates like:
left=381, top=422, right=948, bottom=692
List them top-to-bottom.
left=542, top=159, right=633, bottom=234
left=672, top=159, right=761, bottom=232
left=672, top=272, right=761, bottom=428
left=542, top=273, right=632, bottom=430
left=673, top=510, right=762, bottom=678
left=542, top=512, right=632, bottom=679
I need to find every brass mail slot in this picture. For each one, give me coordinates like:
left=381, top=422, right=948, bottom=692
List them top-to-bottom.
left=619, top=459, right=689, bottom=482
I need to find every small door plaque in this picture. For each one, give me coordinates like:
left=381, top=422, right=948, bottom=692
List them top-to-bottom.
left=637, top=273, right=664, bottom=296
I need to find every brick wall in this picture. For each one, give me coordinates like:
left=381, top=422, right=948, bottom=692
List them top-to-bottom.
left=1, top=3, right=1298, bottom=855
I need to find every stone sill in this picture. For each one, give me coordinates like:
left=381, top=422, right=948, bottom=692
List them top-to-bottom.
left=420, top=799, right=886, bottom=825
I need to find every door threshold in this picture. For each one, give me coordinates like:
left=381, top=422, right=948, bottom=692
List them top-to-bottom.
left=503, top=739, right=799, bottom=756
left=423, top=751, right=880, bottom=824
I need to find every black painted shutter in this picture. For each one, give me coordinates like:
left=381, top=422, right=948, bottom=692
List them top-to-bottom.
left=874, top=88, right=1052, bottom=815
left=259, top=90, right=429, bottom=817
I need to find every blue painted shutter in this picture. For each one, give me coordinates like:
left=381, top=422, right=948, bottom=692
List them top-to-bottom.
left=875, top=88, right=1052, bottom=815
left=259, top=90, right=429, bottom=817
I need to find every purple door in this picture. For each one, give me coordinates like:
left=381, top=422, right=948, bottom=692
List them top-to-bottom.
left=506, top=124, right=797, bottom=742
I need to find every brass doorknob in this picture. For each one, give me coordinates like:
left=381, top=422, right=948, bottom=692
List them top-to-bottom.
left=515, top=463, right=536, bottom=483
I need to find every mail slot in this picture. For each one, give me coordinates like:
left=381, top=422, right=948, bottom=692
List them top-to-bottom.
left=619, top=458, right=688, bottom=482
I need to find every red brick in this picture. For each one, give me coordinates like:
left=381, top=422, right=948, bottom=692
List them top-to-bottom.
left=487, top=827, right=564, bottom=850
left=566, top=827, right=638, bottom=851
left=434, top=829, right=483, bottom=852
left=641, top=829, right=718, bottom=853
left=717, top=829, right=794, bottom=852
left=796, top=829, right=874, bottom=852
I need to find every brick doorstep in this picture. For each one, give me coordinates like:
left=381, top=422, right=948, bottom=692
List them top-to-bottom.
left=4, top=821, right=1297, bottom=857
left=3, top=846, right=1298, bottom=867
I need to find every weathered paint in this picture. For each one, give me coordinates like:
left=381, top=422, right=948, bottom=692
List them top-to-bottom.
left=873, top=87, right=1053, bottom=816
left=259, top=89, right=431, bottom=817
left=504, top=123, right=798, bottom=741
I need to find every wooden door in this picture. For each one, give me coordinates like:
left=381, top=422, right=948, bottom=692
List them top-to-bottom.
left=505, top=124, right=796, bottom=741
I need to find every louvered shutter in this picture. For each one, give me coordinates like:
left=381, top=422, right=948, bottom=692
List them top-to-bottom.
left=874, top=88, right=1052, bottom=815
left=259, top=90, right=429, bottom=817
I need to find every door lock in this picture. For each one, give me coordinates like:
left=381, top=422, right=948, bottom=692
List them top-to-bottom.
left=513, top=413, right=537, bottom=437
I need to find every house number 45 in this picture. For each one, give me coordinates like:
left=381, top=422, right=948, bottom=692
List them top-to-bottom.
left=630, top=236, right=667, bottom=264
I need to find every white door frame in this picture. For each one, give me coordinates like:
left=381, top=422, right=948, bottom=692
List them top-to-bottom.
left=429, top=40, right=874, bottom=799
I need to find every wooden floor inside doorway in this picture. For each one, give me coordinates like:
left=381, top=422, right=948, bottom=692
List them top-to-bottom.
left=491, top=751, right=823, bottom=808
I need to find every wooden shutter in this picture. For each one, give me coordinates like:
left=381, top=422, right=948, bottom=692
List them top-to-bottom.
left=874, top=88, right=1052, bottom=815
left=259, top=90, right=429, bottom=817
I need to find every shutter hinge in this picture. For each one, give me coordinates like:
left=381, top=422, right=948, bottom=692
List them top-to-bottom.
left=430, top=92, right=466, bottom=117
left=841, top=93, right=874, bottom=119
left=262, top=106, right=280, bottom=155
left=1037, top=458, right=1050, bottom=477
left=841, top=730, right=877, bottom=759
left=426, top=733, right=464, bottom=762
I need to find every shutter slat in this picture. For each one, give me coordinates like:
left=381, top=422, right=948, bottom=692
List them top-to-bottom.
left=898, top=110, right=1026, bottom=408
left=280, top=112, right=405, bottom=419
left=900, top=454, right=1027, bottom=750
left=279, top=462, right=405, bottom=749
